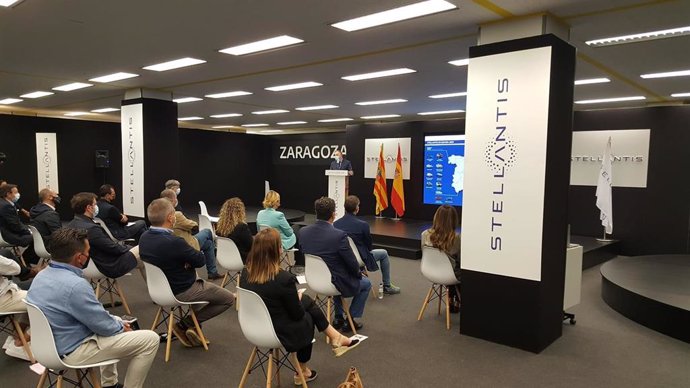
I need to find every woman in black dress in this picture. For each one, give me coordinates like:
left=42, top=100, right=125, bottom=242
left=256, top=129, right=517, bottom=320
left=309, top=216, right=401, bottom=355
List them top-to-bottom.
left=216, top=197, right=253, bottom=263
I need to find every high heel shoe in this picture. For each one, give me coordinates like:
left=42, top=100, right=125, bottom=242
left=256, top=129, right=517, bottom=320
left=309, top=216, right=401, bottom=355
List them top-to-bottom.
left=331, top=334, right=360, bottom=357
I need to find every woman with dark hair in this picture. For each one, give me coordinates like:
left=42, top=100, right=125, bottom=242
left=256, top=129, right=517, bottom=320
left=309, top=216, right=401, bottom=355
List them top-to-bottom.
left=215, top=197, right=252, bottom=263
left=421, top=205, right=461, bottom=311
left=240, top=229, right=360, bottom=385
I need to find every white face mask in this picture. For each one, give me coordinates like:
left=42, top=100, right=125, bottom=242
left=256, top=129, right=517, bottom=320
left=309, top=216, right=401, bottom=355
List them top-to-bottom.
left=334, top=155, right=342, bottom=162
left=175, top=188, right=181, bottom=195
left=12, top=193, right=20, bottom=203
left=93, top=204, right=100, bottom=218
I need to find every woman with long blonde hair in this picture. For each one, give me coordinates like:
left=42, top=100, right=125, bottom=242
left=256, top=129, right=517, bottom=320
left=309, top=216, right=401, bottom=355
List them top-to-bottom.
left=216, top=197, right=252, bottom=263
left=421, top=205, right=461, bottom=309
left=240, top=229, right=360, bottom=385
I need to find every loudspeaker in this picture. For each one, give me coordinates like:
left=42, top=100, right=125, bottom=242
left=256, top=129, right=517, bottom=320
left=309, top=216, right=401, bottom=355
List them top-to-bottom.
left=95, top=150, right=110, bottom=168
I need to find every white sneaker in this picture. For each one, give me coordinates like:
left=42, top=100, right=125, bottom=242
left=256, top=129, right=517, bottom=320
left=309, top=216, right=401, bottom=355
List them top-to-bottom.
left=2, top=336, right=13, bottom=350
left=5, top=342, right=31, bottom=361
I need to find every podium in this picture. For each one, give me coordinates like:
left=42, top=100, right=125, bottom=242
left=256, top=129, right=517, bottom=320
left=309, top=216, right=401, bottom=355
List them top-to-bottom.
left=325, top=170, right=349, bottom=221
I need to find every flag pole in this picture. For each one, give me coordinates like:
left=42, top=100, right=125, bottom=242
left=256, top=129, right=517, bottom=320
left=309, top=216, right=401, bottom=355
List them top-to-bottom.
left=391, top=211, right=401, bottom=221
left=596, top=228, right=614, bottom=242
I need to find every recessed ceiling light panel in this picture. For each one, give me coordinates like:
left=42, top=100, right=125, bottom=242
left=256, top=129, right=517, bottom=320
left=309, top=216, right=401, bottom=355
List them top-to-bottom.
left=331, top=0, right=457, bottom=32
left=586, top=26, right=690, bottom=47
left=219, top=35, right=304, bottom=56
left=143, top=57, right=206, bottom=72
left=448, top=58, right=469, bottom=66
left=342, top=68, right=416, bottom=81
left=640, top=69, right=690, bottom=79
left=89, top=72, right=139, bottom=83
left=574, top=78, right=611, bottom=85
left=52, top=82, right=93, bottom=92
left=265, top=82, right=323, bottom=92
left=20, top=91, right=54, bottom=99
left=205, top=91, right=252, bottom=99
left=429, top=92, right=467, bottom=98
left=671, top=92, right=690, bottom=98
left=574, top=96, right=646, bottom=104
left=173, top=97, right=203, bottom=103
left=0, top=98, right=22, bottom=104
left=355, top=99, right=407, bottom=106
left=295, top=105, right=339, bottom=111
left=91, top=107, right=120, bottom=113
left=252, top=109, right=289, bottom=115
left=418, top=109, right=465, bottom=115
left=64, top=112, right=89, bottom=117
left=210, top=113, right=243, bottom=118
left=361, top=114, right=400, bottom=119
left=178, top=116, right=204, bottom=121
left=318, top=118, right=353, bottom=123
left=277, top=121, right=308, bottom=125
left=242, top=123, right=270, bottom=127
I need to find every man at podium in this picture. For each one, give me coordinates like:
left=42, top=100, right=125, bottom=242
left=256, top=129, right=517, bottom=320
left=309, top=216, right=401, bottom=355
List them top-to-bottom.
left=330, top=150, right=354, bottom=176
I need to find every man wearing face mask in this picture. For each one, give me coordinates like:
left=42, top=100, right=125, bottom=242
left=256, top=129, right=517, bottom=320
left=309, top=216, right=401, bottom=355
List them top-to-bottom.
left=329, top=150, right=354, bottom=176
left=164, top=179, right=183, bottom=212
left=0, top=184, right=40, bottom=265
left=98, top=184, right=147, bottom=243
left=29, top=188, right=63, bottom=248
left=66, top=193, right=143, bottom=280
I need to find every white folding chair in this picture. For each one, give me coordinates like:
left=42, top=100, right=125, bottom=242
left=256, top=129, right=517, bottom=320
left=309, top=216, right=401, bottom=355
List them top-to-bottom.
left=198, top=201, right=209, bottom=217
left=198, top=214, right=217, bottom=241
left=93, top=218, right=135, bottom=245
left=28, top=225, right=51, bottom=265
left=216, top=237, right=244, bottom=289
left=347, top=237, right=379, bottom=299
left=417, top=246, right=461, bottom=330
left=304, top=254, right=357, bottom=339
left=83, top=259, right=132, bottom=315
left=143, top=262, right=209, bottom=362
left=237, top=287, right=309, bottom=388
left=25, top=301, right=119, bottom=388
left=0, top=311, right=35, bottom=363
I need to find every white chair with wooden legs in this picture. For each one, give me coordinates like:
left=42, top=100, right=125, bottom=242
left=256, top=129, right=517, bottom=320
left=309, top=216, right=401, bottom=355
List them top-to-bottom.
left=198, top=201, right=209, bottom=217
left=198, top=214, right=217, bottom=241
left=93, top=218, right=135, bottom=245
left=258, top=224, right=297, bottom=270
left=28, top=225, right=51, bottom=266
left=216, top=237, right=244, bottom=289
left=347, top=237, right=379, bottom=299
left=417, top=247, right=461, bottom=330
left=304, top=254, right=358, bottom=341
left=83, top=259, right=132, bottom=315
left=143, top=262, right=209, bottom=362
left=237, top=287, right=309, bottom=388
left=25, top=301, right=119, bottom=388
left=0, top=311, right=35, bottom=363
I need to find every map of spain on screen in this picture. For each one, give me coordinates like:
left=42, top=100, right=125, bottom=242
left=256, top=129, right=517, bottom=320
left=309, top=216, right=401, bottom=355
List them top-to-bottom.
left=423, top=135, right=465, bottom=206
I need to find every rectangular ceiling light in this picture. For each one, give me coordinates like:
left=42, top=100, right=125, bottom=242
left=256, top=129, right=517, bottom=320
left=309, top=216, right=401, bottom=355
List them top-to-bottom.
left=0, top=0, right=21, bottom=7
left=332, top=0, right=457, bottom=32
left=586, top=26, right=690, bottom=47
left=220, top=35, right=304, bottom=56
left=143, top=57, right=206, bottom=72
left=448, top=58, right=469, bottom=66
left=342, top=68, right=416, bottom=81
left=640, top=69, right=690, bottom=79
left=89, top=72, right=139, bottom=83
left=574, top=78, right=610, bottom=85
left=265, top=81, right=323, bottom=92
left=52, top=82, right=93, bottom=92
left=20, top=91, right=54, bottom=99
left=205, top=91, right=252, bottom=99
left=429, top=92, right=467, bottom=98
left=671, top=92, right=690, bottom=98
left=574, top=96, right=645, bottom=104
left=173, top=97, right=203, bottom=103
left=0, top=98, right=22, bottom=104
left=355, top=98, right=407, bottom=106
left=295, top=104, right=338, bottom=111
left=91, top=107, right=120, bottom=113
left=252, top=109, right=290, bottom=115
left=418, top=109, right=465, bottom=115
left=64, top=112, right=89, bottom=117
left=210, top=113, right=243, bottom=118
left=361, top=114, right=400, bottom=119
left=178, top=116, right=204, bottom=121
left=318, top=118, right=353, bottom=123
left=278, top=121, right=308, bottom=125
left=242, top=123, right=270, bottom=127
left=212, top=125, right=237, bottom=129
left=260, top=129, right=284, bottom=134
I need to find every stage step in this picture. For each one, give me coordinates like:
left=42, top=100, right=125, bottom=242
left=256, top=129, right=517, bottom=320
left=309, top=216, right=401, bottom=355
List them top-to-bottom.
left=373, top=243, right=421, bottom=260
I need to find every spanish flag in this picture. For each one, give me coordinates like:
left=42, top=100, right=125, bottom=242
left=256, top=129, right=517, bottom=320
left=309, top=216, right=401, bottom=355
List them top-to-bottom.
left=391, top=143, right=405, bottom=217
left=373, top=144, right=388, bottom=215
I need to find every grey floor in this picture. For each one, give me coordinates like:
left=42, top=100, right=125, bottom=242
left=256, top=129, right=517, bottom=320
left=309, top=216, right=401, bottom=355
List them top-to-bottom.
left=2, top=256, right=689, bottom=388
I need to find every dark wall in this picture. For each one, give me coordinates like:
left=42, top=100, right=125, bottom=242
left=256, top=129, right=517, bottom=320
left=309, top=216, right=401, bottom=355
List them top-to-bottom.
left=569, top=106, right=690, bottom=255
left=0, top=114, right=122, bottom=221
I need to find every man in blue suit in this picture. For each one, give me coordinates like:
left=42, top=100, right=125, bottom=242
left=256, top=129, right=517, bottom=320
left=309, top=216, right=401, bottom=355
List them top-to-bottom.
left=329, top=150, right=354, bottom=176
left=334, top=195, right=401, bottom=294
left=299, top=197, right=370, bottom=332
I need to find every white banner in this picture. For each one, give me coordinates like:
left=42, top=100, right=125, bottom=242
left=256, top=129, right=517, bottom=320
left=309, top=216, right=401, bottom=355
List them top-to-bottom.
left=461, top=46, right=553, bottom=282
left=121, top=104, right=145, bottom=217
left=570, top=129, right=649, bottom=188
left=35, top=133, right=59, bottom=192
left=363, top=137, right=411, bottom=179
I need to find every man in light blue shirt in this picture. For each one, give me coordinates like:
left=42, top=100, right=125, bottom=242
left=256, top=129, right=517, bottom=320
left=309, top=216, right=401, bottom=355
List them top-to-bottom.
left=27, top=228, right=159, bottom=388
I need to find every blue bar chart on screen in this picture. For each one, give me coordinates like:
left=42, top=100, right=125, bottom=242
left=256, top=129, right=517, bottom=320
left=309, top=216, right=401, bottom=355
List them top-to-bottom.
left=423, top=134, right=465, bottom=206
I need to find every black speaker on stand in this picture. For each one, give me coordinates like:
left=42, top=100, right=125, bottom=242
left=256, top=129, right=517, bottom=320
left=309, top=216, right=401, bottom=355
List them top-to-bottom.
left=95, top=150, right=110, bottom=184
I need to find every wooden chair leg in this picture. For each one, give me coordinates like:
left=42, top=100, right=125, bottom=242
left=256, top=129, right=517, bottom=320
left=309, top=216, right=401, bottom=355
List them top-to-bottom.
left=221, top=272, right=229, bottom=288
left=235, top=276, right=240, bottom=312
left=113, top=280, right=132, bottom=315
left=94, top=281, right=101, bottom=299
left=417, top=285, right=434, bottom=321
left=437, top=285, right=443, bottom=316
left=445, top=286, right=451, bottom=330
left=325, top=296, right=332, bottom=344
left=341, top=298, right=357, bottom=335
left=150, top=307, right=162, bottom=330
left=165, top=308, right=174, bottom=362
left=189, top=308, right=209, bottom=351
left=11, top=316, right=35, bottom=363
left=238, top=347, right=257, bottom=388
left=266, top=348, right=274, bottom=388
left=273, top=349, right=281, bottom=387
left=292, top=352, right=308, bottom=388
left=89, top=368, right=101, bottom=388
left=36, top=370, right=48, bottom=388
left=56, top=373, right=64, bottom=388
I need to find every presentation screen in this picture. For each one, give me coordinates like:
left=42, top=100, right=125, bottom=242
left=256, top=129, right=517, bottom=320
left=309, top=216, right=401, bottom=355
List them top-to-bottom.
left=423, top=134, right=465, bottom=206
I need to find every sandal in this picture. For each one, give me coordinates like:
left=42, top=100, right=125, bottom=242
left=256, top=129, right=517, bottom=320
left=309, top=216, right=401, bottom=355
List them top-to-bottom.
left=331, top=334, right=360, bottom=357
left=294, top=370, right=318, bottom=385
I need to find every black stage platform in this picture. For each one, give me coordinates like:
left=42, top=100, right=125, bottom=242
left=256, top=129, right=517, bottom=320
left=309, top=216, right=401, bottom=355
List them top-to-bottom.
left=570, top=235, right=620, bottom=269
left=601, top=255, right=690, bottom=343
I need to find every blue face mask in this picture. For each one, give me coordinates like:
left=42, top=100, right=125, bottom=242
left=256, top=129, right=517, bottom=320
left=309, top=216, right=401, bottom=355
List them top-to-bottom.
left=11, top=193, right=20, bottom=203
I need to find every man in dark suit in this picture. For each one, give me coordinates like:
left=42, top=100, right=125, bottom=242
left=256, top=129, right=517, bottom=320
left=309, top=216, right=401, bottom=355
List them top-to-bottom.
left=329, top=150, right=354, bottom=176
left=0, top=184, right=39, bottom=265
left=98, top=184, right=147, bottom=242
left=29, top=188, right=62, bottom=247
left=66, top=192, right=143, bottom=279
left=334, top=195, right=401, bottom=294
left=299, top=197, right=371, bottom=332
left=139, top=199, right=234, bottom=347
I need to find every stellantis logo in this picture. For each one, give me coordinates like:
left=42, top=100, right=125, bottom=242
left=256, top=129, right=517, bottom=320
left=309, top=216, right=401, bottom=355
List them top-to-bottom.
left=571, top=155, right=643, bottom=162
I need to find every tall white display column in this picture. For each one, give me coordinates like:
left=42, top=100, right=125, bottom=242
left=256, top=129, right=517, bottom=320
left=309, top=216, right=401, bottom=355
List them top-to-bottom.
left=325, top=170, right=348, bottom=221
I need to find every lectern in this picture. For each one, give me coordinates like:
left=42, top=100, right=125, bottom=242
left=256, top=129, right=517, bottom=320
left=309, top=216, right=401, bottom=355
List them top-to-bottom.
left=325, top=170, right=349, bottom=221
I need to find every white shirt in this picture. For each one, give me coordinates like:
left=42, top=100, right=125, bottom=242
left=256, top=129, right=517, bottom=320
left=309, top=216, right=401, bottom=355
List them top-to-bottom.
left=0, top=254, right=21, bottom=296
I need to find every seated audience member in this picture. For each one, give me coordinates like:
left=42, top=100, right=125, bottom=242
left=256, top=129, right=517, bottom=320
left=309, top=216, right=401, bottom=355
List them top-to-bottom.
left=164, top=179, right=183, bottom=212
left=0, top=184, right=39, bottom=264
left=98, top=184, right=147, bottom=242
left=29, top=188, right=62, bottom=247
left=160, top=189, right=222, bottom=280
left=256, top=190, right=305, bottom=267
left=66, top=192, right=143, bottom=279
left=334, top=195, right=401, bottom=294
left=216, top=197, right=253, bottom=263
left=299, top=197, right=371, bottom=332
left=139, top=199, right=234, bottom=347
left=421, top=205, right=461, bottom=311
left=26, top=228, right=159, bottom=388
left=241, top=229, right=359, bottom=385
left=0, top=248, right=36, bottom=361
